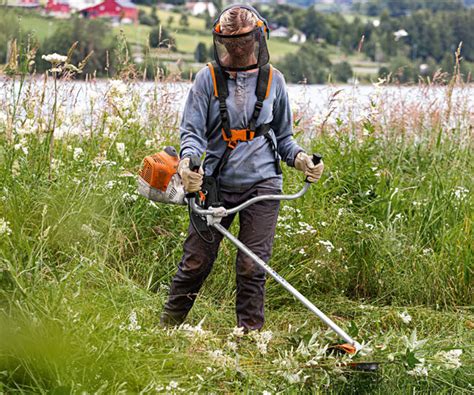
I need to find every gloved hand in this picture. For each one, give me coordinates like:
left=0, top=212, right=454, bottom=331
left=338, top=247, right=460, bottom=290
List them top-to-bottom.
left=294, top=152, right=324, bottom=183
left=178, top=157, right=204, bottom=192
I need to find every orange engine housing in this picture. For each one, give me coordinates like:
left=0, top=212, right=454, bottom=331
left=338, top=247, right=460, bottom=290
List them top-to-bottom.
left=139, top=148, right=179, bottom=192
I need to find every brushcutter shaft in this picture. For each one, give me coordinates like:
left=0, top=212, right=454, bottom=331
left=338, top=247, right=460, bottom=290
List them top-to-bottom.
left=188, top=182, right=311, bottom=217
left=213, top=222, right=361, bottom=351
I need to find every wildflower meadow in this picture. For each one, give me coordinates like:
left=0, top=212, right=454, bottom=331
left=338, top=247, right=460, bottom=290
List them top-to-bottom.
left=0, top=46, right=473, bottom=393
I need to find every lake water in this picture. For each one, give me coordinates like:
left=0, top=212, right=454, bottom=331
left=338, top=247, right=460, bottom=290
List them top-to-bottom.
left=2, top=78, right=473, bottom=134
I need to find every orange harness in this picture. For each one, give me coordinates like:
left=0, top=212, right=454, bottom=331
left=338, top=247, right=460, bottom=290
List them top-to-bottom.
left=207, top=61, right=274, bottom=150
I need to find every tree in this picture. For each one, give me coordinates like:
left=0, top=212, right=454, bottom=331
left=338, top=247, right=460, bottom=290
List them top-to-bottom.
left=150, top=5, right=160, bottom=25
left=139, top=10, right=156, bottom=26
left=203, top=10, right=213, bottom=29
left=0, top=11, right=21, bottom=64
left=179, top=13, right=189, bottom=28
left=39, top=17, right=115, bottom=76
left=149, top=26, right=175, bottom=50
left=194, top=42, right=207, bottom=62
left=276, top=43, right=332, bottom=84
left=331, top=61, right=353, bottom=82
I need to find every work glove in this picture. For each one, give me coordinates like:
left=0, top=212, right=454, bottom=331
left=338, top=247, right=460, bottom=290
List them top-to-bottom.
left=294, top=152, right=324, bottom=183
left=178, top=157, right=204, bottom=192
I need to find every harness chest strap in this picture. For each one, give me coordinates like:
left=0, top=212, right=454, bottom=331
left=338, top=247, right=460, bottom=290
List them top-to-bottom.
left=207, top=61, right=282, bottom=176
left=207, top=61, right=273, bottom=147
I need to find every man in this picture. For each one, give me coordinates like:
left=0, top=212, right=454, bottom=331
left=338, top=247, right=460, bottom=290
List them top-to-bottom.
left=160, top=4, right=324, bottom=330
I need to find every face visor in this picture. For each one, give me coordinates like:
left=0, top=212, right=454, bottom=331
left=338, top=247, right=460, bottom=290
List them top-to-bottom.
left=213, top=24, right=270, bottom=72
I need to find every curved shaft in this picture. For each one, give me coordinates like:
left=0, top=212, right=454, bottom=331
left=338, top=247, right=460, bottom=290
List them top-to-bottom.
left=189, top=182, right=311, bottom=217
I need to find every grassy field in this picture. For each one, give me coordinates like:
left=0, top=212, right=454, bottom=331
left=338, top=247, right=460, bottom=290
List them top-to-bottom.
left=9, top=8, right=377, bottom=76
left=0, top=58, right=473, bottom=393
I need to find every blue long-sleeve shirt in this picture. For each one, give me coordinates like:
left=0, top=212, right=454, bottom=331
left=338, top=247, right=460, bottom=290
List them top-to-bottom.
left=179, top=65, right=303, bottom=192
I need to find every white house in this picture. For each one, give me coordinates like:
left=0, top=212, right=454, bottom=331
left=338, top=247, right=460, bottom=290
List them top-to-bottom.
left=4, top=0, right=40, bottom=8
left=186, top=1, right=217, bottom=17
left=271, top=26, right=289, bottom=38
left=289, top=30, right=307, bottom=44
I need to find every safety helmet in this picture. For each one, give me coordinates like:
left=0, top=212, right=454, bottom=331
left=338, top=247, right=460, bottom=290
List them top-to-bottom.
left=212, top=4, right=271, bottom=72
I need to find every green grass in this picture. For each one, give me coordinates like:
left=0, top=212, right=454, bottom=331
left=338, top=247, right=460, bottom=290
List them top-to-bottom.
left=137, top=5, right=206, bottom=31
left=13, top=12, right=62, bottom=41
left=0, top=69, right=473, bottom=392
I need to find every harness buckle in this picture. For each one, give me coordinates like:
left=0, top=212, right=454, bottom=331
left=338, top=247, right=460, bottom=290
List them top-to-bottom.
left=221, top=128, right=255, bottom=149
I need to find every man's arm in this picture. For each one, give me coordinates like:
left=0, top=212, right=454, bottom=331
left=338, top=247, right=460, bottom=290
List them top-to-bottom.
left=179, top=68, right=211, bottom=159
left=268, top=69, right=305, bottom=167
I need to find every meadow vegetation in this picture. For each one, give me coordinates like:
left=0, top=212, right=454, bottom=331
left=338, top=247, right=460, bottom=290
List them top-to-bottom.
left=0, top=42, right=473, bottom=393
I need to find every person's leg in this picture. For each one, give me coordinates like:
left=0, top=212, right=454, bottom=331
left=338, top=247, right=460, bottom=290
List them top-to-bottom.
left=235, top=188, right=280, bottom=330
left=161, top=213, right=235, bottom=326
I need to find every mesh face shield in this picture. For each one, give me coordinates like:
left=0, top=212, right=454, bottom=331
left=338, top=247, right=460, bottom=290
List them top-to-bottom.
left=213, top=26, right=270, bottom=72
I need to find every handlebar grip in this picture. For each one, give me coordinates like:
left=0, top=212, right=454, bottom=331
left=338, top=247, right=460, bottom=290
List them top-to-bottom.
left=305, top=153, right=323, bottom=184
left=312, top=153, right=323, bottom=165
left=184, top=155, right=202, bottom=199
left=189, top=155, right=201, bottom=172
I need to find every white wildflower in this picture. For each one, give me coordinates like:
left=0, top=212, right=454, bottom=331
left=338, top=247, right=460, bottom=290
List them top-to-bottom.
left=42, top=53, right=68, bottom=64
left=108, top=80, right=128, bottom=97
left=14, top=138, right=28, bottom=155
left=145, top=139, right=154, bottom=148
left=116, top=142, right=126, bottom=157
left=73, top=147, right=84, bottom=160
left=105, top=180, right=117, bottom=190
left=453, top=186, right=469, bottom=201
left=122, top=192, right=139, bottom=202
left=337, top=208, right=346, bottom=216
left=394, top=213, right=404, bottom=221
left=0, top=218, right=12, bottom=236
left=365, top=223, right=375, bottom=230
left=81, top=224, right=100, bottom=238
left=318, top=239, right=334, bottom=253
left=299, top=248, right=306, bottom=255
left=422, top=248, right=433, bottom=255
left=127, top=310, right=141, bottom=331
left=398, top=310, right=412, bottom=324
left=179, top=318, right=208, bottom=338
left=231, top=326, right=245, bottom=338
left=251, top=330, right=273, bottom=355
left=402, top=330, right=427, bottom=351
left=226, top=341, right=237, bottom=351
left=357, top=341, right=374, bottom=357
left=208, top=349, right=233, bottom=367
left=434, top=349, right=462, bottom=369
left=407, top=364, right=428, bottom=377
left=283, top=371, right=302, bottom=384
left=167, top=381, right=179, bottom=390
left=262, top=391, right=272, bottom=395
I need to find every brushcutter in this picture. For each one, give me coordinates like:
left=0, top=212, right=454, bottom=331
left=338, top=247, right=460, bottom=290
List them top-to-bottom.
left=138, top=147, right=367, bottom=358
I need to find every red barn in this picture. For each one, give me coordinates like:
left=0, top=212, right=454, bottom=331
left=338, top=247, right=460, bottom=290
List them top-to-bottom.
left=45, top=0, right=71, bottom=16
left=80, top=0, right=138, bottom=23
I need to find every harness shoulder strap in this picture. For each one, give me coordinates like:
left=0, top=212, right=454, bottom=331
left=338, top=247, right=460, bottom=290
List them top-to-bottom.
left=207, top=61, right=232, bottom=141
left=207, top=61, right=228, bottom=99
left=256, top=63, right=273, bottom=102
left=249, top=64, right=273, bottom=133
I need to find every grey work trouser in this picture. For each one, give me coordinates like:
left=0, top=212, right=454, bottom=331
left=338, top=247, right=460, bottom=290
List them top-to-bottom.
left=161, top=178, right=281, bottom=330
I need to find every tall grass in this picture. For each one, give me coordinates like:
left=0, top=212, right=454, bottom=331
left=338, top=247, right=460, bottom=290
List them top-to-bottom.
left=0, top=48, right=472, bottom=392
